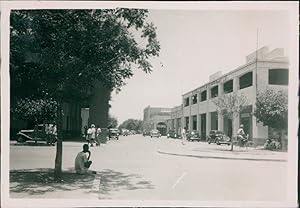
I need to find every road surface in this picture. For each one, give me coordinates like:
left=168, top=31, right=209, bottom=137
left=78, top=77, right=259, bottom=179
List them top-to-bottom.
left=10, top=134, right=287, bottom=201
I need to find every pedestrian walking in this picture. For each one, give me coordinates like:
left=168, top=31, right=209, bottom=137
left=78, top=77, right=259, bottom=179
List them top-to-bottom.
left=49, top=122, right=57, bottom=146
left=45, top=123, right=51, bottom=145
left=88, top=124, right=96, bottom=147
left=83, top=125, right=88, bottom=140
left=96, top=125, right=101, bottom=146
left=86, top=127, right=92, bottom=145
left=181, top=127, right=187, bottom=145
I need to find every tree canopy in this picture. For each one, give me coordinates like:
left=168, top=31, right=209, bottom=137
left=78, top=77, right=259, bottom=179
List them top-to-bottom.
left=10, top=9, right=160, bottom=103
left=253, top=88, right=288, bottom=131
left=212, top=92, right=249, bottom=119
left=12, top=97, right=58, bottom=125
left=119, top=119, right=143, bottom=131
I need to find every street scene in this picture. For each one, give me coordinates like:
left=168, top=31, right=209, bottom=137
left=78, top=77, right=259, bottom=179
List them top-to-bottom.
left=2, top=1, right=298, bottom=208
left=10, top=135, right=287, bottom=201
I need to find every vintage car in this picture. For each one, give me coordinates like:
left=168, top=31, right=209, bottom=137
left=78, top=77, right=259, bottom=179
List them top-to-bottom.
left=16, top=124, right=56, bottom=144
left=108, top=128, right=119, bottom=140
left=150, top=129, right=161, bottom=138
left=167, top=129, right=178, bottom=139
left=143, top=130, right=151, bottom=136
left=186, top=130, right=201, bottom=142
left=207, top=130, right=231, bottom=145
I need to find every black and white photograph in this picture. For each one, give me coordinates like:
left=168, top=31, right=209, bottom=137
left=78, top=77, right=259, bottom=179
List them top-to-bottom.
left=1, top=1, right=298, bottom=208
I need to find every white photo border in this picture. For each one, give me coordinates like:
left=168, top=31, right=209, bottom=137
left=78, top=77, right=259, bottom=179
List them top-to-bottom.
left=1, top=1, right=299, bottom=207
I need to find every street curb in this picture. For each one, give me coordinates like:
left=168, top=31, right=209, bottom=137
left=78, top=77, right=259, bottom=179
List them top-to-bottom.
left=157, top=150, right=287, bottom=162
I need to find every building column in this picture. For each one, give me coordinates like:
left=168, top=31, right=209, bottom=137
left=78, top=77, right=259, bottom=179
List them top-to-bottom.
left=233, top=77, right=239, bottom=92
left=218, top=83, right=223, bottom=96
left=207, top=112, right=211, bottom=133
left=232, top=112, right=239, bottom=137
left=218, top=113, right=224, bottom=131
left=252, top=113, right=258, bottom=139
left=197, top=114, right=201, bottom=131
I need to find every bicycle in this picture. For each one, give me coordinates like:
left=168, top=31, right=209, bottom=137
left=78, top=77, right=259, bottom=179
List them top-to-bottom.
left=233, top=135, right=255, bottom=149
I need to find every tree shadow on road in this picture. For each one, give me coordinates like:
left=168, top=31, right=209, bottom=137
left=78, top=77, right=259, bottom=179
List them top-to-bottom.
left=10, top=168, right=96, bottom=197
left=97, top=169, right=154, bottom=199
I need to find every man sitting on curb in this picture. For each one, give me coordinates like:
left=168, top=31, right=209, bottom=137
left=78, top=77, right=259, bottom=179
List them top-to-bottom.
left=75, top=144, right=96, bottom=174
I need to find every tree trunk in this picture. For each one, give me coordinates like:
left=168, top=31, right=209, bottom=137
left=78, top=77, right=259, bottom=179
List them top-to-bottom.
left=54, top=102, right=63, bottom=180
left=230, top=118, right=234, bottom=151
left=279, top=129, right=287, bottom=151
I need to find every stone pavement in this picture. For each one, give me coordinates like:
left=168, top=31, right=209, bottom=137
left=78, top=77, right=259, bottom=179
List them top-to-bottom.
left=157, top=140, right=288, bottom=162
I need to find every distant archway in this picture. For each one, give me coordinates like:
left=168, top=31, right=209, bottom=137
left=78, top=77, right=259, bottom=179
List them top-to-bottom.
left=157, top=122, right=167, bottom=136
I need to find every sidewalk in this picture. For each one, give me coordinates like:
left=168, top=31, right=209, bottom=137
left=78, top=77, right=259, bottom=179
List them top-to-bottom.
left=157, top=141, right=288, bottom=162
left=10, top=168, right=101, bottom=199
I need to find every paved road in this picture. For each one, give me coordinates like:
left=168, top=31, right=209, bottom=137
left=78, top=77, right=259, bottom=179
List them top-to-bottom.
left=10, top=135, right=287, bottom=201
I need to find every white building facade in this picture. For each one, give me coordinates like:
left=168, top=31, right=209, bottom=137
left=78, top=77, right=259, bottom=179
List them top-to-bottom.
left=169, top=47, right=289, bottom=144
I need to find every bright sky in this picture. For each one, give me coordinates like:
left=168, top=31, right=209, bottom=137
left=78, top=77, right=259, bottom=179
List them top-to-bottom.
left=110, top=9, right=290, bottom=124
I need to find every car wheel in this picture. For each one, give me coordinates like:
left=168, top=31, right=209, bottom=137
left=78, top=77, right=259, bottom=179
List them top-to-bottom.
left=16, top=136, right=26, bottom=143
left=216, top=140, right=220, bottom=145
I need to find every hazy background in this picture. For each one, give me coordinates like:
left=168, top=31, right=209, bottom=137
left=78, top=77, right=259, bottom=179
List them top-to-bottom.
left=110, top=10, right=290, bottom=124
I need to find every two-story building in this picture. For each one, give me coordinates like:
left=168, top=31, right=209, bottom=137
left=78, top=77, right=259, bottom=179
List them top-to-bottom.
left=169, top=46, right=288, bottom=144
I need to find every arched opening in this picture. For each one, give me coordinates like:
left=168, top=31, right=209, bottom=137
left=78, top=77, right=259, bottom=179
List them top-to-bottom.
left=157, top=122, right=167, bottom=136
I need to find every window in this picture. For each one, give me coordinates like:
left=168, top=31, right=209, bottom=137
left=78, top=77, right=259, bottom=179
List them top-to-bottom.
left=269, top=69, right=288, bottom=85
left=239, top=72, right=253, bottom=89
left=223, top=80, right=233, bottom=94
left=211, top=85, right=218, bottom=98
left=201, top=90, right=207, bottom=101
left=192, top=94, right=198, bottom=104
left=184, top=97, right=189, bottom=107
left=210, top=111, right=218, bottom=130
left=200, top=113, right=206, bottom=138
left=192, top=115, right=197, bottom=130
left=185, top=117, right=189, bottom=129
left=176, top=118, right=181, bottom=129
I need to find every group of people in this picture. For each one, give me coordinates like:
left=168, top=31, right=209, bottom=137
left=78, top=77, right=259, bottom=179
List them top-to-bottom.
left=45, top=122, right=57, bottom=146
left=83, top=124, right=102, bottom=147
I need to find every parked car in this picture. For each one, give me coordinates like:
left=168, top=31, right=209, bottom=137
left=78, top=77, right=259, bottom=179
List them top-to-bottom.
left=16, top=124, right=56, bottom=144
left=108, top=128, right=119, bottom=140
left=121, top=129, right=129, bottom=136
left=150, top=129, right=161, bottom=138
left=167, top=129, right=178, bottom=139
left=130, top=130, right=136, bottom=135
left=143, top=130, right=151, bottom=136
left=187, top=130, right=201, bottom=142
left=207, top=130, right=231, bottom=145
